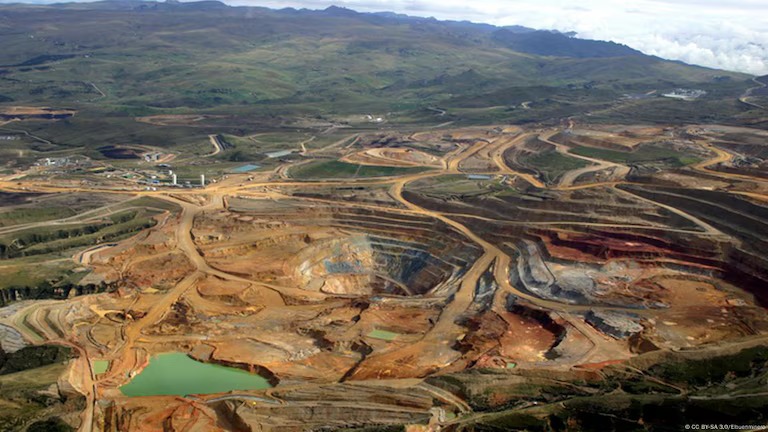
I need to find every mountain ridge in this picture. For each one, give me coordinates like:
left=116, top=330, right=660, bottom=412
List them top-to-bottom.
left=0, top=0, right=755, bottom=132
left=0, top=0, right=720, bottom=65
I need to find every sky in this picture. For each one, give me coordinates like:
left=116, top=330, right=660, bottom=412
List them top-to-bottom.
left=2, top=0, right=765, bottom=74
left=222, top=0, right=768, bottom=75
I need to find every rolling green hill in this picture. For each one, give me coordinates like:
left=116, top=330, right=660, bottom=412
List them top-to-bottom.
left=0, top=1, right=758, bottom=158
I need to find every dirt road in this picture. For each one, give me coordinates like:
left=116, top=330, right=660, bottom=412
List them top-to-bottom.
left=739, top=76, right=767, bottom=110
left=4, top=122, right=768, bottom=427
left=537, top=130, right=630, bottom=188
left=207, top=134, right=224, bottom=156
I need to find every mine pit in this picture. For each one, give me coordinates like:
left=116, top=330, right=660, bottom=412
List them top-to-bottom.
left=3, top=121, right=768, bottom=430
left=194, top=202, right=482, bottom=299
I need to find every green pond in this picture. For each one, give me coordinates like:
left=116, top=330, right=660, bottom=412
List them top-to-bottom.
left=368, top=329, right=399, bottom=341
left=119, top=352, right=272, bottom=397
left=92, top=360, right=109, bottom=375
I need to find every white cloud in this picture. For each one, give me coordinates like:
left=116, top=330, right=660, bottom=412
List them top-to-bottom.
left=531, top=2, right=768, bottom=75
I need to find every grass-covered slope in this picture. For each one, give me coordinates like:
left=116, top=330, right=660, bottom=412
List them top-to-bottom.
left=0, top=1, right=757, bottom=156
left=0, top=2, right=748, bottom=113
left=425, top=344, right=768, bottom=431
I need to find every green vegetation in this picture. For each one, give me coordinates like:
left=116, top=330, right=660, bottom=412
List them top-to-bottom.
left=0, top=1, right=754, bottom=165
left=589, top=80, right=756, bottom=125
left=217, top=131, right=308, bottom=163
left=570, top=144, right=701, bottom=166
left=522, top=151, right=589, bottom=183
left=290, top=160, right=427, bottom=179
left=166, top=161, right=246, bottom=180
left=407, top=174, right=518, bottom=199
left=0, top=192, right=128, bottom=228
left=117, top=196, right=181, bottom=213
left=0, top=199, right=159, bottom=298
left=0, top=207, right=77, bottom=228
left=0, top=209, right=160, bottom=260
left=0, top=260, right=83, bottom=293
left=0, top=272, right=114, bottom=305
left=428, top=344, right=768, bottom=431
left=0, top=345, right=73, bottom=375
left=648, top=345, right=768, bottom=389
left=0, top=347, right=78, bottom=431
left=120, top=352, right=272, bottom=396
left=0, top=362, right=81, bottom=431
left=472, top=393, right=768, bottom=431
left=27, top=418, right=75, bottom=432
left=335, top=426, right=405, bottom=432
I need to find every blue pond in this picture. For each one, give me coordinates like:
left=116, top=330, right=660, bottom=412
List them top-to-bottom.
left=231, top=164, right=261, bottom=173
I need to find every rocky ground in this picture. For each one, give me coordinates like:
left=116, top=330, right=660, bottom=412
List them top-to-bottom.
left=0, top=123, right=767, bottom=431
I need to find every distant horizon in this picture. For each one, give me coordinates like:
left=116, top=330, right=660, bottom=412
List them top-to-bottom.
left=1, top=0, right=766, bottom=75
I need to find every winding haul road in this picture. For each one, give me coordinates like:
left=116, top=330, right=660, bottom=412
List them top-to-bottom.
left=739, top=76, right=768, bottom=110
left=2, top=124, right=766, bottom=430
left=538, top=130, right=631, bottom=188
left=206, top=134, right=224, bottom=156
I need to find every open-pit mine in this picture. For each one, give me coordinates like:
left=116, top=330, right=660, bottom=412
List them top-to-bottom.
left=1, top=122, right=768, bottom=431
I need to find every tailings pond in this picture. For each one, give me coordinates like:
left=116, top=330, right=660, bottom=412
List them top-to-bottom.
left=119, top=352, right=272, bottom=396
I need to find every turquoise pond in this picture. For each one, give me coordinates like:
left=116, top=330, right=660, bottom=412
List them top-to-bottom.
left=231, top=164, right=261, bottom=173
left=119, top=352, right=272, bottom=397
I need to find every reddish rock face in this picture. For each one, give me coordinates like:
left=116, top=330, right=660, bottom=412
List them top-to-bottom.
left=4, top=122, right=768, bottom=430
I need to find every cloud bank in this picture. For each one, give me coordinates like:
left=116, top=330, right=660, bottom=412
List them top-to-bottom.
left=226, top=0, right=768, bottom=75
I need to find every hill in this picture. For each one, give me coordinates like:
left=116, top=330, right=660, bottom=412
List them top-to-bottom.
left=0, top=1, right=759, bottom=158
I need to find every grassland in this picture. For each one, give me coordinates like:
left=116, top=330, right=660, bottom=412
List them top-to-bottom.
left=0, top=1, right=755, bottom=166
left=214, top=131, right=347, bottom=165
left=570, top=144, right=701, bottom=166
left=522, top=151, right=589, bottom=183
left=289, top=160, right=428, bottom=179
left=170, top=161, right=249, bottom=180
left=407, top=174, right=510, bottom=198
left=0, top=192, right=129, bottom=228
left=0, top=195, right=174, bottom=292
left=115, top=196, right=181, bottom=213
left=0, top=207, right=78, bottom=228
left=0, top=207, right=160, bottom=292
left=0, top=208, right=160, bottom=260
left=0, top=261, right=86, bottom=293
left=429, top=344, right=768, bottom=431
left=0, top=354, right=81, bottom=432
left=0, top=364, right=68, bottom=426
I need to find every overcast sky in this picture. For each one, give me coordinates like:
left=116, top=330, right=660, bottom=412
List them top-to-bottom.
left=221, top=0, right=768, bottom=75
